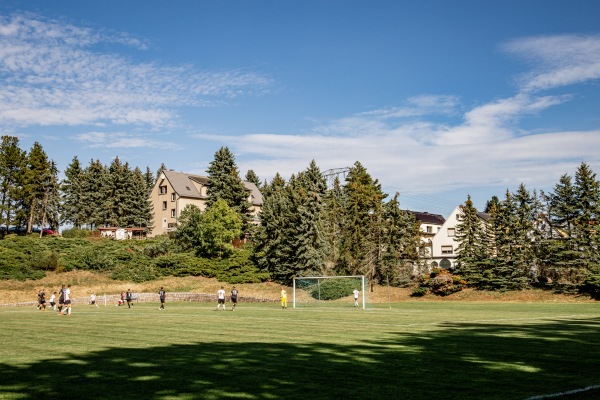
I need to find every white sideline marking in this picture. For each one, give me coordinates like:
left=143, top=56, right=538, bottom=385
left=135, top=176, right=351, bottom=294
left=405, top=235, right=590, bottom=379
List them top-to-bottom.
left=525, top=384, right=600, bottom=399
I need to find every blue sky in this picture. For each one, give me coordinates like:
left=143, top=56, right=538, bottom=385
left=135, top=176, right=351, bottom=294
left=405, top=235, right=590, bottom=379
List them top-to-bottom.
left=1, top=1, right=600, bottom=217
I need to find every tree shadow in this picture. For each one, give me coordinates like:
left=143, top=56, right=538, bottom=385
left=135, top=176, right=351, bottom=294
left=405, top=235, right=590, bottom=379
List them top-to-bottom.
left=1, top=318, right=599, bottom=399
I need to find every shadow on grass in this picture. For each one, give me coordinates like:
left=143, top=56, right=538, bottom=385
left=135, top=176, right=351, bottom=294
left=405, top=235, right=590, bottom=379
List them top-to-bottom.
left=1, top=318, right=599, bottom=400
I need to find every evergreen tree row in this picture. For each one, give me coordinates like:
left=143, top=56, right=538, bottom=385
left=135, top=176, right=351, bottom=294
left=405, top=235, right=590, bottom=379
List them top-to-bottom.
left=0, top=136, right=154, bottom=233
left=253, top=160, right=421, bottom=286
left=455, top=162, right=600, bottom=295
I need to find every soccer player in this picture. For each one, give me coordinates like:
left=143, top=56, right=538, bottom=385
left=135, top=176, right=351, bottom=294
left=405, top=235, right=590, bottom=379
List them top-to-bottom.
left=57, top=285, right=65, bottom=314
left=61, top=285, right=72, bottom=316
left=216, top=286, right=226, bottom=310
left=230, top=286, right=238, bottom=311
left=158, top=287, right=166, bottom=310
left=280, top=287, right=287, bottom=309
left=353, top=288, right=360, bottom=307
left=38, top=289, right=46, bottom=311
left=126, top=289, right=133, bottom=308
left=49, top=291, right=56, bottom=311
left=90, top=292, right=98, bottom=307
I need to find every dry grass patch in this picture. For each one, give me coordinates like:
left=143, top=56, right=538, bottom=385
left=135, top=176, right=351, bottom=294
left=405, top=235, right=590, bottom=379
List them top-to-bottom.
left=0, top=271, right=596, bottom=304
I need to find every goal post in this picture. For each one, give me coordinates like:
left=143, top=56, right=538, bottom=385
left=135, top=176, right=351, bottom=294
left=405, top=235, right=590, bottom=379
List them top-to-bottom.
left=293, top=275, right=368, bottom=309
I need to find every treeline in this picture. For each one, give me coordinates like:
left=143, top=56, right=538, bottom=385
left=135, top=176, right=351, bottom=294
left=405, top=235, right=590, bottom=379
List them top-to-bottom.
left=0, top=136, right=154, bottom=233
left=253, top=160, right=422, bottom=286
left=455, top=162, right=600, bottom=297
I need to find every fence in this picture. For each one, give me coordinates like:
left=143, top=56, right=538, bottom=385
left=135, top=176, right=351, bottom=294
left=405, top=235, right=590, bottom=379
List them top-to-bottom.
left=0, top=292, right=277, bottom=307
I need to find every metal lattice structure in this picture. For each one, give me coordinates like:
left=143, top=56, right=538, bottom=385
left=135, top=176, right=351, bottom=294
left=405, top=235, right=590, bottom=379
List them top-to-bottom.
left=323, top=167, right=350, bottom=188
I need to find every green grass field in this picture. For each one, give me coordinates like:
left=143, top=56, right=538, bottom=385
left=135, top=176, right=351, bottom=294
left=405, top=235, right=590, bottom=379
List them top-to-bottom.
left=1, top=301, right=599, bottom=400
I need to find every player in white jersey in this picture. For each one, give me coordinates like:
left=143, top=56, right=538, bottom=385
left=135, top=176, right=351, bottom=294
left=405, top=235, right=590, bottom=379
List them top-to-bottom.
left=61, top=285, right=72, bottom=316
left=216, top=286, right=226, bottom=310
left=353, top=289, right=360, bottom=307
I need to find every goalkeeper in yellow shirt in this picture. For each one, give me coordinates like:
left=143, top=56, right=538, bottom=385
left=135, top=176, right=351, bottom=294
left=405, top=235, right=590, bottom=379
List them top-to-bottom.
left=280, top=287, right=287, bottom=309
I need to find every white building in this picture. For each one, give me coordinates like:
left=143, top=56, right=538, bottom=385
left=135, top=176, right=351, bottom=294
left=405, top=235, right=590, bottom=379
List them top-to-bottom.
left=428, top=206, right=490, bottom=271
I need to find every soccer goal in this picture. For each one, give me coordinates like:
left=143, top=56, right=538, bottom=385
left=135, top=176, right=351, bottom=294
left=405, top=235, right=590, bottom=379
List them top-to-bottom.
left=293, top=275, right=368, bottom=309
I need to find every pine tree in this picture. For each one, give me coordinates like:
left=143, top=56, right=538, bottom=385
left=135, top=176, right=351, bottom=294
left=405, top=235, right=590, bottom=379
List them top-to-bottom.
left=0, top=136, right=26, bottom=230
left=22, top=142, right=52, bottom=233
left=206, top=146, right=251, bottom=232
left=61, top=156, right=84, bottom=228
left=104, top=157, right=129, bottom=227
left=79, top=159, right=109, bottom=229
left=293, top=160, right=328, bottom=276
left=37, top=161, right=60, bottom=236
left=339, top=161, right=387, bottom=281
left=573, top=162, right=600, bottom=274
left=155, top=163, right=167, bottom=181
left=130, top=166, right=154, bottom=229
left=144, top=166, right=155, bottom=194
left=245, top=169, right=261, bottom=187
left=253, top=173, right=296, bottom=283
left=322, top=176, right=346, bottom=271
left=487, top=189, right=530, bottom=290
left=380, top=192, right=420, bottom=286
left=455, top=195, right=488, bottom=286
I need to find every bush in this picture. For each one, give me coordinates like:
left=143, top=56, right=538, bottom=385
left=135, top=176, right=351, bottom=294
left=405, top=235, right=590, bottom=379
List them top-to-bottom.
left=61, top=228, right=92, bottom=238
left=0, top=248, right=45, bottom=280
left=213, top=248, right=270, bottom=284
left=30, top=250, right=61, bottom=271
left=111, top=261, right=160, bottom=283
left=415, top=269, right=466, bottom=297
left=580, top=274, right=600, bottom=300
left=309, top=278, right=356, bottom=300
left=411, top=287, right=428, bottom=297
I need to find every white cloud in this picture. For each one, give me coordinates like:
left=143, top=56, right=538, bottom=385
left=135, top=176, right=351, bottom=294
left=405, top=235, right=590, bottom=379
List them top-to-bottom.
left=0, top=13, right=271, bottom=128
left=503, top=34, right=600, bottom=92
left=75, top=131, right=181, bottom=150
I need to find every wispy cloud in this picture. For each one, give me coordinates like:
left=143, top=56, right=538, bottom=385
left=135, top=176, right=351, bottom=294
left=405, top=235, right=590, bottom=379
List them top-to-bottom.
left=0, top=13, right=271, bottom=129
left=503, top=34, right=600, bottom=92
left=75, top=131, right=181, bottom=150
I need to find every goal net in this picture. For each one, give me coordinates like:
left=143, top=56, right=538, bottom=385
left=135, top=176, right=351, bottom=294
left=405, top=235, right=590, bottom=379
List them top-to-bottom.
left=293, top=275, right=369, bottom=309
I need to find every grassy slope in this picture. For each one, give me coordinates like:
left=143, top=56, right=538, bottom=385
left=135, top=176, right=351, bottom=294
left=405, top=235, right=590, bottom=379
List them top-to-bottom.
left=1, top=270, right=596, bottom=304
left=0, top=302, right=599, bottom=399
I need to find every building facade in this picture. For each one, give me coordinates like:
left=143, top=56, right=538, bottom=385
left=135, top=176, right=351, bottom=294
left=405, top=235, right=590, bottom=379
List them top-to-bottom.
left=149, top=170, right=263, bottom=237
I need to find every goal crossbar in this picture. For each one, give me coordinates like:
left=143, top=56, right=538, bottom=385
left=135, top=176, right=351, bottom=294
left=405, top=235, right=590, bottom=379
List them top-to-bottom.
left=293, top=275, right=366, bottom=309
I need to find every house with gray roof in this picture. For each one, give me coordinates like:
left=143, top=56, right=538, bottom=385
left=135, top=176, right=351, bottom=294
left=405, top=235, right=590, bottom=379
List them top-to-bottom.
left=149, top=170, right=263, bottom=237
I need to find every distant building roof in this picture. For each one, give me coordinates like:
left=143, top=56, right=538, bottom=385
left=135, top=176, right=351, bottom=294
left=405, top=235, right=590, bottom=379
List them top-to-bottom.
left=162, top=170, right=263, bottom=206
left=408, top=211, right=446, bottom=225
left=476, top=211, right=490, bottom=221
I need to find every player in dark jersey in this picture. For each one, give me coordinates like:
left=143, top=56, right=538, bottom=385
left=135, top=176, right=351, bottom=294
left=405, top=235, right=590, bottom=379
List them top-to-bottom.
left=57, top=285, right=65, bottom=314
left=230, top=286, right=238, bottom=311
left=158, top=287, right=166, bottom=310
left=38, top=289, right=46, bottom=311
left=126, top=289, right=133, bottom=308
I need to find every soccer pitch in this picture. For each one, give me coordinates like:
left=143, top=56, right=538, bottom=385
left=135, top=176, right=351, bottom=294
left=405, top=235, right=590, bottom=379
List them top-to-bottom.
left=1, top=302, right=598, bottom=400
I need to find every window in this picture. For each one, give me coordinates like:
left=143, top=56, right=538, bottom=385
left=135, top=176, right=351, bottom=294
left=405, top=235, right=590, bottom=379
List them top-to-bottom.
left=159, top=185, right=167, bottom=194
left=171, top=193, right=176, bottom=202
left=162, top=201, right=167, bottom=210
left=171, top=209, right=176, bottom=218
left=456, top=214, right=460, bottom=221
left=426, top=226, right=432, bottom=233
left=447, top=228, right=455, bottom=237
left=441, top=245, right=453, bottom=254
